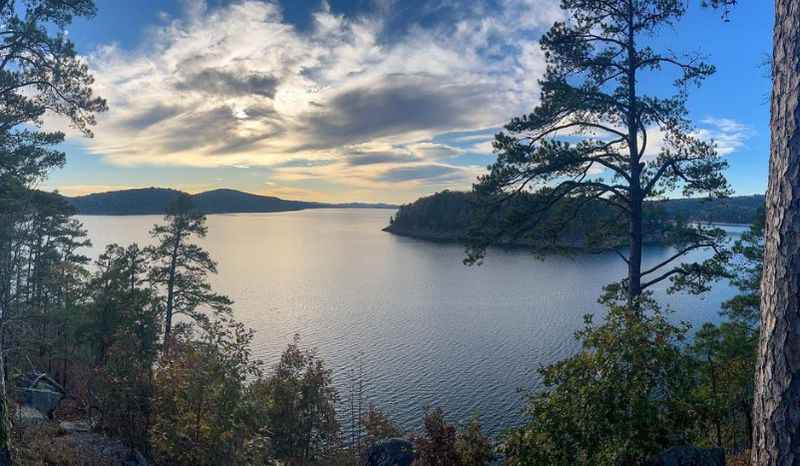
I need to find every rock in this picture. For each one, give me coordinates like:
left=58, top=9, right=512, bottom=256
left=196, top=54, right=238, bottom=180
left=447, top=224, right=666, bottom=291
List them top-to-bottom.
left=16, top=372, right=64, bottom=418
left=15, top=405, right=46, bottom=424
left=58, top=420, right=93, bottom=434
left=57, top=432, right=148, bottom=466
left=364, top=438, right=414, bottom=466
left=648, top=446, right=725, bottom=466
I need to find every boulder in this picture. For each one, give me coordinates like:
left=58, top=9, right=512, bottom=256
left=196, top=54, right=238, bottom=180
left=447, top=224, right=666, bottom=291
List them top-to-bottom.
left=16, top=372, right=64, bottom=418
left=15, top=405, right=46, bottom=425
left=364, top=438, right=414, bottom=466
left=648, top=446, right=725, bottom=466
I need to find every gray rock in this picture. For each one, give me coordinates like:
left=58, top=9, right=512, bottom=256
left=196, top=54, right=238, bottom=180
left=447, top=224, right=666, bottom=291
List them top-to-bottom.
left=16, top=372, right=64, bottom=418
left=15, top=405, right=46, bottom=424
left=59, top=420, right=93, bottom=434
left=364, top=438, right=414, bottom=466
left=648, top=446, right=725, bottom=466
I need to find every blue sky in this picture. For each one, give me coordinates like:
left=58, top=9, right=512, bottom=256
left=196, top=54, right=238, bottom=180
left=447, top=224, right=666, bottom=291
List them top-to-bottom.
left=44, top=0, right=774, bottom=203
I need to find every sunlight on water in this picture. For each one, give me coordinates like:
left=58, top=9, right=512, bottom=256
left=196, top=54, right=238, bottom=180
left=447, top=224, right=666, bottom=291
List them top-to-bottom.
left=78, top=209, right=741, bottom=434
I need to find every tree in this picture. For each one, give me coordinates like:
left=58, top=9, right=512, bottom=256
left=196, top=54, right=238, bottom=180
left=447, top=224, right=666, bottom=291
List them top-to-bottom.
left=468, top=0, right=730, bottom=307
left=751, top=0, right=800, bottom=462
left=0, top=1, right=105, bottom=462
left=148, top=195, right=231, bottom=352
left=84, top=243, right=160, bottom=453
left=503, top=295, right=696, bottom=466
left=151, top=317, right=268, bottom=466
left=254, top=335, right=339, bottom=464
left=362, top=404, right=401, bottom=447
left=411, top=408, right=459, bottom=466
left=455, top=417, right=493, bottom=466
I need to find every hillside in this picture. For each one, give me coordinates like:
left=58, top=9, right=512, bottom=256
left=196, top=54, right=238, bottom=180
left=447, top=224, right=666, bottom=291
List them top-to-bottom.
left=66, top=187, right=396, bottom=215
left=384, top=190, right=764, bottom=248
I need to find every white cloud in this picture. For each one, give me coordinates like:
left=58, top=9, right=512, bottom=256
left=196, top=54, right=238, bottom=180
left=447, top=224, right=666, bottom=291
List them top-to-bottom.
left=67, top=0, right=562, bottom=201
left=697, top=117, right=753, bottom=155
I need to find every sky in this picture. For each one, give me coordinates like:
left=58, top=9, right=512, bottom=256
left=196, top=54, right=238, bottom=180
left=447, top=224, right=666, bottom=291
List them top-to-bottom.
left=42, top=0, right=774, bottom=203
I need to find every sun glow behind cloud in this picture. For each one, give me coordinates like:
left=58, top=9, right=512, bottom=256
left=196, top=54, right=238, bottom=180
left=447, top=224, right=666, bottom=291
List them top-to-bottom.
left=60, top=0, right=754, bottom=202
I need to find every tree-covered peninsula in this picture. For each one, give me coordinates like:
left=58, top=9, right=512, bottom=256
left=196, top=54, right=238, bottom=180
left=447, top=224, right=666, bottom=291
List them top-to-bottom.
left=385, top=190, right=764, bottom=250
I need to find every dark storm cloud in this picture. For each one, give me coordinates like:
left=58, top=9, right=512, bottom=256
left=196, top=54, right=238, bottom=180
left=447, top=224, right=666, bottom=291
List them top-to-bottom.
left=176, top=68, right=279, bottom=98
left=295, top=74, right=490, bottom=150
left=121, top=104, right=184, bottom=130
left=375, top=164, right=461, bottom=182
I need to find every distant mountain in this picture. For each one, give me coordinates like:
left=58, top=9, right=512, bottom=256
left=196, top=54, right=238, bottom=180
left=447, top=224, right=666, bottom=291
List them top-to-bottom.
left=65, top=187, right=397, bottom=215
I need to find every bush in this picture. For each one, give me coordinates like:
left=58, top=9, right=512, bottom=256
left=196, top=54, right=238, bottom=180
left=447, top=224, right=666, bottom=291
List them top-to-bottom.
left=503, top=297, right=697, bottom=466
left=150, top=319, right=268, bottom=466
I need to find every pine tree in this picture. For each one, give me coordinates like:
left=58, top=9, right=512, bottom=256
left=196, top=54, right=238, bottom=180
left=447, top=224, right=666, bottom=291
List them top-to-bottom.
left=469, top=0, right=730, bottom=307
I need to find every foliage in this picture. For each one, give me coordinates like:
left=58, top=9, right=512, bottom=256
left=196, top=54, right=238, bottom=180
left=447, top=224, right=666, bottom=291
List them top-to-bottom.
left=468, top=0, right=730, bottom=302
left=390, top=190, right=762, bottom=249
left=148, top=195, right=232, bottom=350
left=685, top=212, right=763, bottom=452
left=79, top=243, right=160, bottom=452
left=504, top=296, right=696, bottom=466
left=150, top=318, right=268, bottom=466
left=251, top=334, right=340, bottom=465
left=362, top=404, right=402, bottom=446
left=411, top=408, right=493, bottom=466
left=412, top=408, right=459, bottom=466
left=455, top=417, right=493, bottom=466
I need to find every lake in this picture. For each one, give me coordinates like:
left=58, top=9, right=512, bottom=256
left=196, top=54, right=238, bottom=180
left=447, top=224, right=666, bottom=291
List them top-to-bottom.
left=78, top=209, right=742, bottom=435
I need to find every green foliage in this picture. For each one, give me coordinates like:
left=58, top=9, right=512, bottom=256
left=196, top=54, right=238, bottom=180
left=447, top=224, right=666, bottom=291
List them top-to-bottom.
left=0, top=0, right=106, bottom=185
left=468, top=0, right=730, bottom=300
left=390, top=191, right=762, bottom=254
left=148, top=195, right=232, bottom=349
left=684, top=212, right=763, bottom=451
left=504, top=297, right=696, bottom=466
left=150, top=318, right=268, bottom=466
left=252, top=334, right=340, bottom=464
left=455, top=417, right=493, bottom=466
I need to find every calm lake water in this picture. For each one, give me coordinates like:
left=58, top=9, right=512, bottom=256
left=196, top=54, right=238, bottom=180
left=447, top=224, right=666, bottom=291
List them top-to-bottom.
left=78, top=209, right=743, bottom=435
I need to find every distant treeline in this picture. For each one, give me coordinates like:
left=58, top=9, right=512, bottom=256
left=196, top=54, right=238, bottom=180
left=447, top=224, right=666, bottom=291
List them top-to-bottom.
left=65, top=187, right=397, bottom=215
left=384, top=190, right=764, bottom=249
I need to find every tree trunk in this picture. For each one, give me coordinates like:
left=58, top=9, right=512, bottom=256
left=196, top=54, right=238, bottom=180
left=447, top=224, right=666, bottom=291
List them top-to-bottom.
left=625, top=1, right=643, bottom=306
left=752, top=1, right=800, bottom=464
left=163, top=236, right=180, bottom=352
left=0, top=346, right=13, bottom=466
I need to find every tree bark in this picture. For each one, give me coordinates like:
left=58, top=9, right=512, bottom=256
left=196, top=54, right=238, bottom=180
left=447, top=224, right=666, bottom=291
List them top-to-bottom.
left=626, top=1, right=643, bottom=305
left=752, top=1, right=800, bottom=464
left=163, top=234, right=181, bottom=352
left=0, top=346, right=13, bottom=466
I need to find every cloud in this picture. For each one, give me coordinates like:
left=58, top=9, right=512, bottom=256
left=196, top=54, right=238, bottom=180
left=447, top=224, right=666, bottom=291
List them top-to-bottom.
left=70, top=0, right=562, bottom=201
left=175, top=68, right=279, bottom=98
left=295, top=75, right=492, bottom=150
left=121, top=104, right=185, bottom=130
left=697, top=117, right=753, bottom=155
left=408, top=142, right=464, bottom=159
left=347, top=150, right=417, bottom=166
left=376, top=164, right=462, bottom=183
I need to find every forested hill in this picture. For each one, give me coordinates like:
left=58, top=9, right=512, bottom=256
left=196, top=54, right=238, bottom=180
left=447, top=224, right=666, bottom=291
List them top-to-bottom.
left=66, top=188, right=397, bottom=215
left=384, top=190, right=764, bottom=246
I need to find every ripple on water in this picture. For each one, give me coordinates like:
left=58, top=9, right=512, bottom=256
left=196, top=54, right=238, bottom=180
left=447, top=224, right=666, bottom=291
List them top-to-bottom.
left=77, top=210, right=741, bottom=435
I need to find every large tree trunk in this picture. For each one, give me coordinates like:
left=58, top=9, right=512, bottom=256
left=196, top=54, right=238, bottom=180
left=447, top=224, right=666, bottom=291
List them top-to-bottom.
left=752, top=1, right=800, bottom=464
left=0, top=341, right=13, bottom=466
